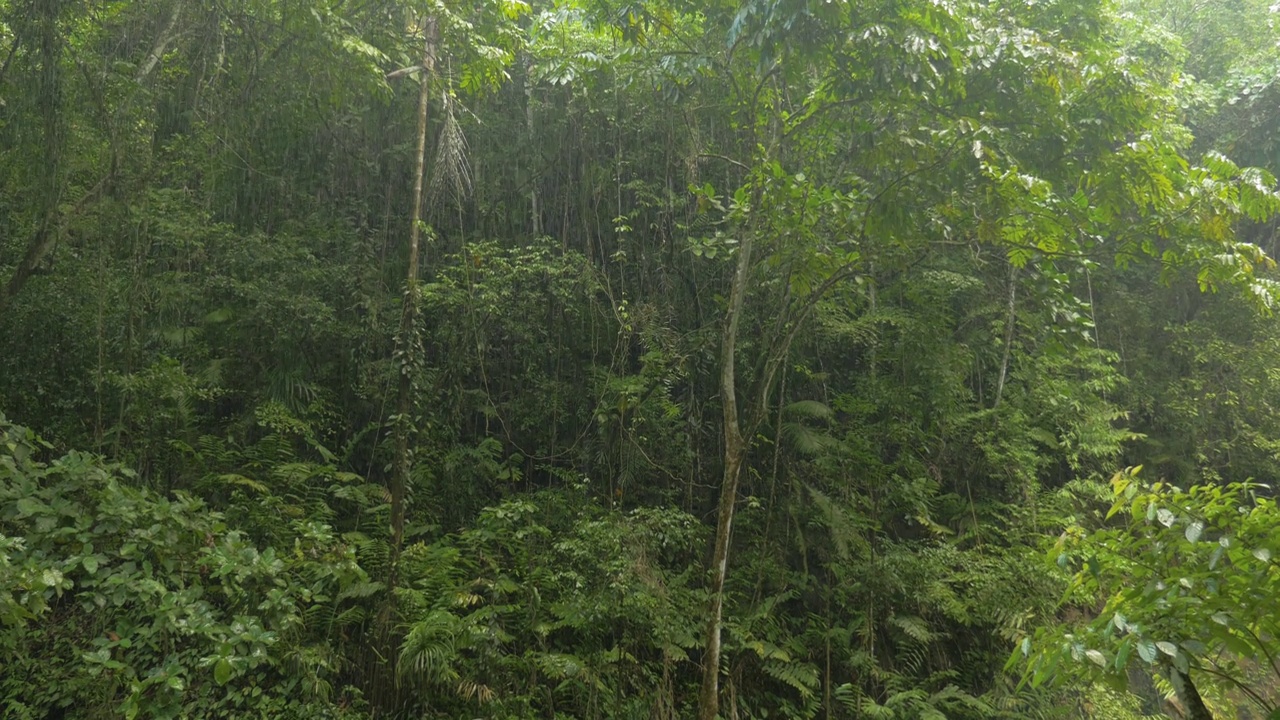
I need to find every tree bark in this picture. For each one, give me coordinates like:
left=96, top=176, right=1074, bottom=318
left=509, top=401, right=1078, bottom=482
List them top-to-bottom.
left=136, top=0, right=184, bottom=83
left=698, top=228, right=754, bottom=720
left=1169, top=667, right=1215, bottom=720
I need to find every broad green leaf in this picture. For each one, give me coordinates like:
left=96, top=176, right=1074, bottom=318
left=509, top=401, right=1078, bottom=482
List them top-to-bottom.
left=15, top=498, right=46, bottom=517
left=1185, top=521, right=1205, bottom=543
left=1137, top=639, right=1157, bottom=664
left=1115, top=640, right=1132, bottom=669
left=214, top=658, right=233, bottom=686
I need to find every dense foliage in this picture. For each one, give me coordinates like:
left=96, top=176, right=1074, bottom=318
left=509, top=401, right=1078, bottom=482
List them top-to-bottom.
left=4, top=0, right=1280, bottom=717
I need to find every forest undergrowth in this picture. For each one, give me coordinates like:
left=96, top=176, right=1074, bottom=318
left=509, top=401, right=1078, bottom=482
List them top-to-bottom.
left=4, top=0, right=1280, bottom=717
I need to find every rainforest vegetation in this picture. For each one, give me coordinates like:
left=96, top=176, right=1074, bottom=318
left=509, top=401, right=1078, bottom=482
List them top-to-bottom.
left=5, top=0, right=1280, bottom=717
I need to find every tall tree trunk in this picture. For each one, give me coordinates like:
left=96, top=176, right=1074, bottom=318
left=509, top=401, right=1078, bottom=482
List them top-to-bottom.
left=0, top=0, right=65, bottom=316
left=391, top=16, right=437, bottom=574
left=524, top=53, right=541, bottom=237
left=698, top=229, right=754, bottom=720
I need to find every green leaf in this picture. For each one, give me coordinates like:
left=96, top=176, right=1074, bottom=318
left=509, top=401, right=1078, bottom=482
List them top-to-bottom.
left=15, top=498, right=47, bottom=517
left=1185, top=521, right=1205, bottom=543
left=82, top=556, right=99, bottom=574
left=1222, top=632, right=1255, bottom=657
left=1115, top=639, right=1132, bottom=669
left=1137, top=639, right=1157, bottom=663
left=1156, top=641, right=1178, bottom=657
left=1085, top=649, right=1107, bottom=667
left=214, top=659, right=233, bottom=686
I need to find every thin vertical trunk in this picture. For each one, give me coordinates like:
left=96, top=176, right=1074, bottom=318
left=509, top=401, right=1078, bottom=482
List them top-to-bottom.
left=391, top=16, right=437, bottom=572
left=525, top=54, right=541, bottom=237
left=698, top=229, right=754, bottom=720
left=867, top=261, right=877, bottom=380
left=994, top=263, right=1017, bottom=408
left=824, top=608, right=833, bottom=720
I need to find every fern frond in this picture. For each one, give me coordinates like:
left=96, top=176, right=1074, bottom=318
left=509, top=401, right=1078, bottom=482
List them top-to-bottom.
left=784, top=399, right=834, bottom=421
left=782, top=422, right=836, bottom=455
left=216, top=473, right=268, bottom=494
left=806, top=486, right=871, bottom=561
left=336, top=580, right=386, bottom=601
left=890, top=614, right=938, bottom=645
left=762, top=659, right=820, bottom=699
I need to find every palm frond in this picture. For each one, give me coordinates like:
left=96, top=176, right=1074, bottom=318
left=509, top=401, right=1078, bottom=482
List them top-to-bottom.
left=429, top=88, right=473, bottom=208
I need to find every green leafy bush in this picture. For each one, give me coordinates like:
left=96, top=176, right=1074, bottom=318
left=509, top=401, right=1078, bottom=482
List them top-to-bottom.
left=0, top=414, right=370, bottom=719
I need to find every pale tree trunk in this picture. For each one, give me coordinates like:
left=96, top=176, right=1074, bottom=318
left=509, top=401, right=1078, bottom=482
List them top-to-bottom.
left=136, top=0, right=184, bottom=83
left=391, top=16, right=437, bottom=573
left=698, top=228, right=754, bottom=720
left=994, top=262, right=1017, bottom=408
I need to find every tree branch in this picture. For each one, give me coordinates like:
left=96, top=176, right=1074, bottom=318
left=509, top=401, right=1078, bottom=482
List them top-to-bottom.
left=136, top=0, right=185, bottom=83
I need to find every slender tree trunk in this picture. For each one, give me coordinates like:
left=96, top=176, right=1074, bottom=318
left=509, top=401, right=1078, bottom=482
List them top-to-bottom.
left=136, top=0, right=184, bottom=83
left=391, top=16, right=437, bottom=572
left=524, top=53, right=541, bottom=237
left=698, top=229, right=754, bottom=720
left=867, top=261, right=877, bottom=380
left=994, top=262, right=1017, bottom=408
left=1169, top=667, right=1215, bottom=720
